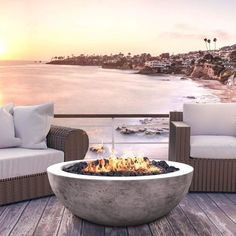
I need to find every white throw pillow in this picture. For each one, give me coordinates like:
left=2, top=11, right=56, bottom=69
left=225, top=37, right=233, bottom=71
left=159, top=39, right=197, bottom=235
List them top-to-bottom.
left=14, top=103, right=54, bottom=149
left=0, top=105, right=21, bottom=148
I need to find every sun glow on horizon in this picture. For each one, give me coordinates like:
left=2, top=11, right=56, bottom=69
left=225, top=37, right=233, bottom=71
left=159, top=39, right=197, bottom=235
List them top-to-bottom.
left=0, top=40, right=7, bottom=58
left=0, top=91, right=3, bottom=107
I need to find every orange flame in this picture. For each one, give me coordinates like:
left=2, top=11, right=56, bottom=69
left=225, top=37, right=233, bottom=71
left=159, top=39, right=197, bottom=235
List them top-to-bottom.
left=83, top=157, right=164, bottom=174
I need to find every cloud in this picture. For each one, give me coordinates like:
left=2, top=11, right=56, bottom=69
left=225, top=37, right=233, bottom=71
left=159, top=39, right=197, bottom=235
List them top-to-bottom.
left=161, top=22, right=233, bottom=41
left=160, top=23, right=203, bottom=40
left=174, top=23, right=198, bottom=31
left=160, top=29, right=233, bottom=41
left=213, top=30, right=231, bottom=40
left=160, top=32, right=205, bottom=40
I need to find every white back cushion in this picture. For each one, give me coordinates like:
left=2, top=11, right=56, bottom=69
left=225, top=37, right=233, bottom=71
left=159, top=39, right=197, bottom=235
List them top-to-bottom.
left=14, top=103, right=54, bottom=149
left=183, top=103, right=236, bottom=135
left=0, top=105, right=21, bottom=148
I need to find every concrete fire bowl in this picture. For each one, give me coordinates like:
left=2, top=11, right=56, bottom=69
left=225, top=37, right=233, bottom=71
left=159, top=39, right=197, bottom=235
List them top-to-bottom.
left=47, top=160, right=193, bottom=226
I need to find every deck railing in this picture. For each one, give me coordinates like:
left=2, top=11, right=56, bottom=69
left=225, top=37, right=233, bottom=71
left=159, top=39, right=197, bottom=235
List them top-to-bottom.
left=54, top=113, right=169, bottom=149
left=54, top=114, right=169, bottom=118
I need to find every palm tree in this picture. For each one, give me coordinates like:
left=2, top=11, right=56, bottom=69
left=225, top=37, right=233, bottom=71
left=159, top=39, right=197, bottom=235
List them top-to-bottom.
left=204, top=38, right=208, bottom=50
left=213, top=38, right=217, bottom=50
left=207, top=39, right=211, bottom=51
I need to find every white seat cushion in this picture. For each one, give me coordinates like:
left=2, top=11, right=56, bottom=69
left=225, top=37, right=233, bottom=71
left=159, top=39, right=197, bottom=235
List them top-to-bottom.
left=183, top=103, right=236, bottom=135
left=190, top=135, right=236, bottom=159
left=0, top=148, right=64, bottom=179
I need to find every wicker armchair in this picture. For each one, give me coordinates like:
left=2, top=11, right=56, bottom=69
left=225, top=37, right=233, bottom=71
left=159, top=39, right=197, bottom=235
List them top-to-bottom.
left=169, top=111, right=236, bottom=192
left=0, top=126, right=89, bottom=205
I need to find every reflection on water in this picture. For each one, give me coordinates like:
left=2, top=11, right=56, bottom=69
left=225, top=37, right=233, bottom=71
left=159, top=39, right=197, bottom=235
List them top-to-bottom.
left=0, top=63, right=219, bottom=113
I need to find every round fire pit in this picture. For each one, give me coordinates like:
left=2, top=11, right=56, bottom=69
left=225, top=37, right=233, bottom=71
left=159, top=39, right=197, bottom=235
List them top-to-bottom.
left=47, top=159, right=193, bottom=226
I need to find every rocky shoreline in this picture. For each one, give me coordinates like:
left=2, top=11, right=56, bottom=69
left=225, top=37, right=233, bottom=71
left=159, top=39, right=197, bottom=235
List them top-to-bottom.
left=116, top=118, right=169, bottom=136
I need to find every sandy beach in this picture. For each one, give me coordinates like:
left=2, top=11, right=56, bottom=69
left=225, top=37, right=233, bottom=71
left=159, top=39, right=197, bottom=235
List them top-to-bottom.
left=193, top=78, right=235, bottom=103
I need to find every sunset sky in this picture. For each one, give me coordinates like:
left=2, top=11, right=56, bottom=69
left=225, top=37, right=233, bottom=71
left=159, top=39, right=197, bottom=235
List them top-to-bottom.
left=0, top=0, right=235, bottom=61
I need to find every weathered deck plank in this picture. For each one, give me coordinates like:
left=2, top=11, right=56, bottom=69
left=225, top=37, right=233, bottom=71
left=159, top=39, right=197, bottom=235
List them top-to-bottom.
left=0, top=193, right=235, bottom=236
left=208, top=193, right=236, bottom=223
left=225, top=193, right=236, bottom=204
left=179, top=194, right=221, bottom=236
left=191, top=194, right=236, bottom=235
left=33, top=196, right=65, bottom=236
left=9, top=197, right=49, bottom=236
left=0, top=201, right=28, bottom=236
left=0, top=205, right=6, bottom=216
left=166, top=205, right=198, bottom=236
left=57, top=208, right=83, bottom=236
left=149, top=217, right=175, bottom=236
left=81, top=220, right=105, bottom=236
left=128, top=224, right=152, bottom=236
left=105, top=227, right=128, bottom=236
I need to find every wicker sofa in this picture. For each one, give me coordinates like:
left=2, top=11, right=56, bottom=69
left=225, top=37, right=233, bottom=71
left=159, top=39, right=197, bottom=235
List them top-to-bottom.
left=169, top=104, right=236, bottom=192
left=0, top=125, right=89, bottom=205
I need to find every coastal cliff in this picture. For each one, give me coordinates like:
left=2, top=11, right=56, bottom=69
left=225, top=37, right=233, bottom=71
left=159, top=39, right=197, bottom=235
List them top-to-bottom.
left=190, top=53, right=236, bottom=83
left=190, top=63, right=223, bottom=80
left=190, top=63, right=236, bottom=83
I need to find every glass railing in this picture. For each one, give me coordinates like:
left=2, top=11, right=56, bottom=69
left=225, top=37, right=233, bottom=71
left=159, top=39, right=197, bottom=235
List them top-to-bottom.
left=53, top=114, right=169, bottom=159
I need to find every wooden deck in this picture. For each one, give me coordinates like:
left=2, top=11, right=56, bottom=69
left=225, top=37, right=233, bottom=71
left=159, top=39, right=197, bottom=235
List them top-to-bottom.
left=0, top=193, right=235, bottom=236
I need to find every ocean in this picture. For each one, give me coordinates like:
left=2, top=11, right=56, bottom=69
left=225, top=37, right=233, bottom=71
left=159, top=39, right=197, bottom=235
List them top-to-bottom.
left=0, top=62, right=219, bottom=157
left=0, top=62, right=218, bottom=113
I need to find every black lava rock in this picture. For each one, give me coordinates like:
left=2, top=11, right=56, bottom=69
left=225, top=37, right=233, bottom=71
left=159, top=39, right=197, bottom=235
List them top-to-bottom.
left=63, top=159, right=179, bottom=177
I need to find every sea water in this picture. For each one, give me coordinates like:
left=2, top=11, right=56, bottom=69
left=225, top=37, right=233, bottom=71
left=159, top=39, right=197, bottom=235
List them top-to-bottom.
left=0, top=63, right=219, bottom=158
left=0, top=63, right=219, bottom=112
